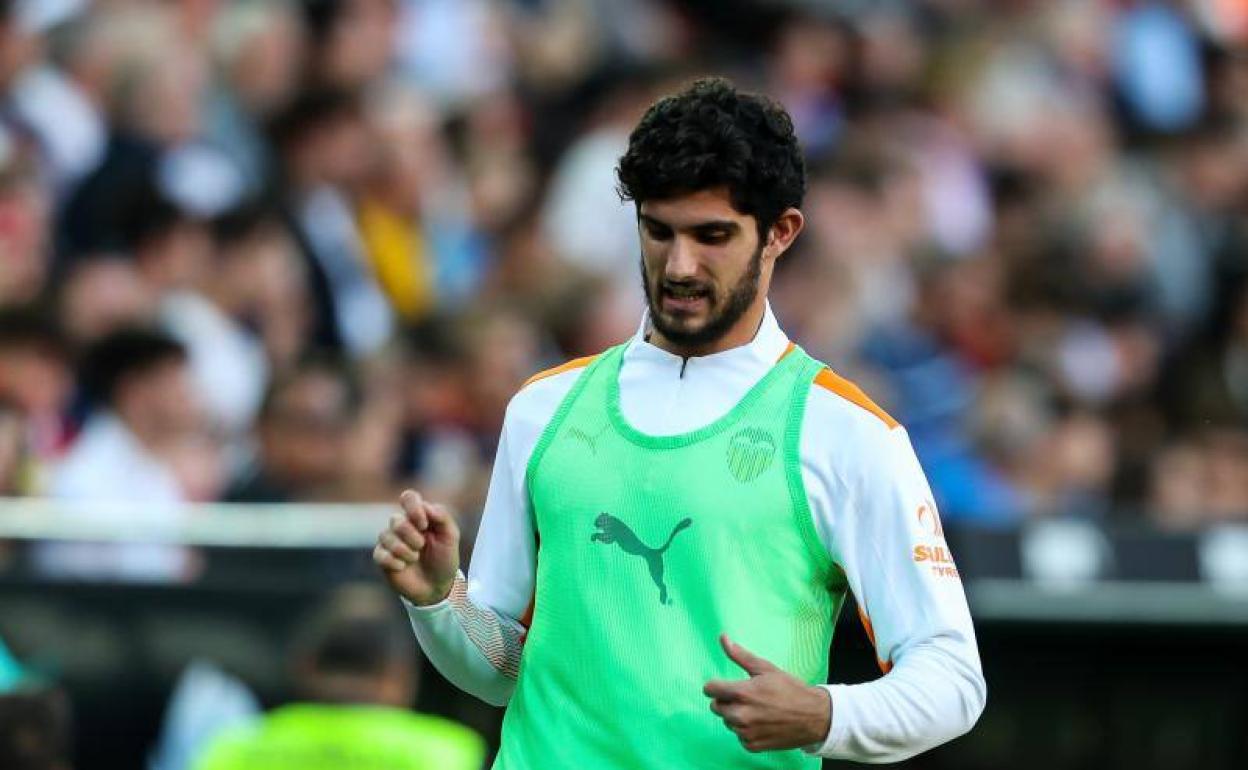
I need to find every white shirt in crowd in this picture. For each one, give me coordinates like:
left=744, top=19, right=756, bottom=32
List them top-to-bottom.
left=161, top=290, right=268, bottom=441
left=42, top=412, right=193, bottom=582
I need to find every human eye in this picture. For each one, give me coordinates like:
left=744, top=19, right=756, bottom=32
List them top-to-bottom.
left=642, top=220, right=672, bottom=240
left=695, top=228, right=731, bottom=245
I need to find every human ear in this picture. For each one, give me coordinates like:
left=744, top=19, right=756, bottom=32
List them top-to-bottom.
left=766, top=208, right=805, bottom=259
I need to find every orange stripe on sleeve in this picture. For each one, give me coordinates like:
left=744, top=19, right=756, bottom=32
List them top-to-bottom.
left=522, top=355, right=598, bottom=389
left=813, top=368, right=900, bottom=430
left=518, top=534, right=539, bottom=642
left=519, top=596, right=535, bottom=630
left=857, top=605, right=894, bottom=674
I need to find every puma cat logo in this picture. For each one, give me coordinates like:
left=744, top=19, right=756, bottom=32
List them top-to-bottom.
left=590, top=513, right=692, bottom=605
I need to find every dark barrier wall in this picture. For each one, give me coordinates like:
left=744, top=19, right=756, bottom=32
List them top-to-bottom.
left=1, top=530, right=1246, bottom=770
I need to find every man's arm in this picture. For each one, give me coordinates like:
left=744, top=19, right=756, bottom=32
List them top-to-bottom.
left=385, top=367, right=579, bottom=706
left=702, top=379, right=984, bottom=758
left=804, top=404, right=986, bottom=762
left=400, top=421, right=535, bottom=706
left=402, top=582, right=525, bottom=707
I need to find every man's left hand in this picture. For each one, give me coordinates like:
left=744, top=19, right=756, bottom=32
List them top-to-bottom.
left=702, top=633, right=831, bottom=753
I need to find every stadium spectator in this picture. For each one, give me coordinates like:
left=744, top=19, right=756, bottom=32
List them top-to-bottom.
left=0, top=0, right=42, bottom=123
left=203, top=0, right=305, bottom=198
left=300, top=0, right=399, bottom=91
left=9, top=7, right=110, bottom=198
left=56, top=9, right=208, bottom=259
left=539, top=74, right=651, bottom=318
left=358, top=81, right=487, bottom=321
left=270, top=87, right=392, bottom=356
left=0, top=134, right=51, bottom=307
left=125, top=181, right=215, bottom=300
left=160, top=203, right=307, bottom=443
left=54, top=256, right=156, bottom=348
left=1165, top=279, right=1248, bottom=431
left=459, top=306, right=542, bottom=449
left=0, top=308, right=72, bottom=466
left=391, top=322, right=481, bottom=520
left=51, top=327, right=215, bottom=503
left=40, top=328, right=210, bottom=582
left=225, top=355, right=361, bottom=503
left=1198, top=429, right=1248, bottom=523
left=1147, top=439, right=1209, bottom=531
left=193, top=584, right=484, bottom=770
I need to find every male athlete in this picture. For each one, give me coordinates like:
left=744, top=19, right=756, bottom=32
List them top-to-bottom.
left=374, top=78, right=985, bottom=768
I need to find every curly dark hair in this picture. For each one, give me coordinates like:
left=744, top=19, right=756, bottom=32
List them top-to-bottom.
left=616, top=77, right=806, bottom=240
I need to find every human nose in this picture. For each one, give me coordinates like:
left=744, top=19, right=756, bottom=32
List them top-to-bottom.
left=664, top=236, right=700, bottom=281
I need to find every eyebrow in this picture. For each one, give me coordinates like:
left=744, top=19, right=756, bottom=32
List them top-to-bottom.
left=639, top=214, right=741, bottom=233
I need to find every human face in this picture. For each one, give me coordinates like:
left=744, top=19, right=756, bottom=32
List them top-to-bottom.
left=325, top=0, right=397, bottom=88
left=638, top=188, right=769, bottom=355
left=0, top=346, right=70, bottom=417
left=123, top=360, right=202, bottom=438
left=263, top=372, right=352, bottom=486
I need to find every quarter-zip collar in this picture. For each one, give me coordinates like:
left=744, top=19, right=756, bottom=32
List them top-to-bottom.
left=626, top=302, right=791, bottom=379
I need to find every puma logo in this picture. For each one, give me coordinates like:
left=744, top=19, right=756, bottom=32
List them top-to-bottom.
left=567, top=424, right=609, bottom=454
left=591, top=513, right=692, bottom=605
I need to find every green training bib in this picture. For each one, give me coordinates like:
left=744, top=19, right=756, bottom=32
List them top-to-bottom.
left=497, top=342, right=845, bottom=769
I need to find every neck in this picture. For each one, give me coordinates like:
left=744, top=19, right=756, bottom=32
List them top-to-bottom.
left=648, top=298, right=768, bottom=358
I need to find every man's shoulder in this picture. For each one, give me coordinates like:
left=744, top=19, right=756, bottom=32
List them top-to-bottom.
left=505, top=352, right=604, bottom=435
left=520, top=353, right=601, bottom=390
left=802, top=363, right=907, bottom=471
left=807, top=365, right=900, bottom=431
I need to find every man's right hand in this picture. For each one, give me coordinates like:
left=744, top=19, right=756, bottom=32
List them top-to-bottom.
left=374, top=489, right=460, bottom=606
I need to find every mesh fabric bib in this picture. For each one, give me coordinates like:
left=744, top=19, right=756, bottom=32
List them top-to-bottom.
left=496, top=342, right=843, bottom=769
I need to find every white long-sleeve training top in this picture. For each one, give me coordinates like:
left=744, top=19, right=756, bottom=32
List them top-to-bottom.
left=406, top=304, right=986, bottom=762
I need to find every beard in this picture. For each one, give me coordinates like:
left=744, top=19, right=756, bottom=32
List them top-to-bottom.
left=641, top=242, right=763, bottom=350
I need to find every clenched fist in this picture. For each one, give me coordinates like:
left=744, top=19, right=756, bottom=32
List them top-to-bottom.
left=374, top=489, right=460, bottom=606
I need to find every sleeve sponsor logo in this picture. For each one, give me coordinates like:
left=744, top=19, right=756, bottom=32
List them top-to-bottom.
left=912, top=501, right=959, bottom=579
left=916, top=501, right=944, bottom=538
left=912, top=544, right=954, bottom=563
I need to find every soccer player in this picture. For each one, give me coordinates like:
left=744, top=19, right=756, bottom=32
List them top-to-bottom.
left=374, top=77, right=985, bottom=768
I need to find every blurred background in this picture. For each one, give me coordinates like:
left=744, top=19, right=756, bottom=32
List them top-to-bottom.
left=0, top=0, right=1246, bottom=768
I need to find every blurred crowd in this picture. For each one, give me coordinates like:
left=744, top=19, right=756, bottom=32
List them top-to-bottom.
left=0, top=0, right=1246, bottom=555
